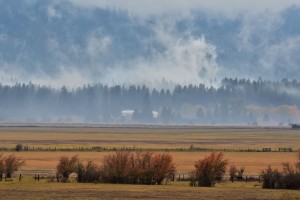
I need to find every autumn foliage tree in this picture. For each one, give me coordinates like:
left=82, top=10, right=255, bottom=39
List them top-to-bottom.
left=100, top=151, right=176, bottom=185
left=101, top=151, right=132, bottom=183
left=129, top=152, right=154, bottom=184
left=191, top=152, right=228, bottom=187
left=152, top=153, right=176, bottom=184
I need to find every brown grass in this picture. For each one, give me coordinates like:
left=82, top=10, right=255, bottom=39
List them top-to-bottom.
left=0, top=126, right=299, bottom=149
left=0, top=126, right=299, bottom=175
left=0, top=126, right=300, bottom=199
left=1, top=151, right=297, bottom=175
left=0, top=180, right=300, bottom=200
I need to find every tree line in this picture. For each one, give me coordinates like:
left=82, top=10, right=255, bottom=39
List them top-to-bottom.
left=0, top=78, right=299, bottom=124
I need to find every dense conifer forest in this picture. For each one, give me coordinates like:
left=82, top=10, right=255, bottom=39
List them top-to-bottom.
left=1, top=78, right=299, bottom=125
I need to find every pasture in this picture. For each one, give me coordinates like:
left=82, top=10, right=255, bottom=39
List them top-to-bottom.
left=0, top=125, right=300, bottom=199
left=0, top=125, right=299, bottom=175
left=0, top=125, right=299, bottom=150
left=5, top=151, right=297, bottom=175
left=1, top=179, right=300, bottom=200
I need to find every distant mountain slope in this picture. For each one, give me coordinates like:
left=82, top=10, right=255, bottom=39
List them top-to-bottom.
left=0, top=1, right=300, bottom=87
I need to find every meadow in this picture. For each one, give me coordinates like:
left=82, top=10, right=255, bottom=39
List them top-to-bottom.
left=0, top=125, right=300, bottom=199
left=0, top=125, right=299, bottom=150
left=0, top=126, right=299, bottom=174
left=0, top=178, right=300, bottom=200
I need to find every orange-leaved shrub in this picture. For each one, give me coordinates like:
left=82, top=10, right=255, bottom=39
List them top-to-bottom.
left=101, top=151, right=175, bottom=185
left=101, top=151, right=132, bottom=184
left=56, top=152, right=176, bottom=184
left=190, top=152, right=228, bottom=187
left=151, top=153, right=176, bottom=185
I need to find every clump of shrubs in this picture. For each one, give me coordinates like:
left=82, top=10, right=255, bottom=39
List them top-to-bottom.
left=56, top=151, right=176, bottom=185
left=261, top=151, right=300, bottom=190
left=190, top=152, right=228, bottom=187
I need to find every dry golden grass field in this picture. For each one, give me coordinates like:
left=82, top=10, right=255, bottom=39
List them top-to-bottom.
left=0, top=125, right=300, bottom=199
left=0, top=125, right=299, bottom=149
left=0, top=126, right=299, bottom=175
left=2, top=151, right=297, bottom=175
left=0, top=179, right=300, bottom=200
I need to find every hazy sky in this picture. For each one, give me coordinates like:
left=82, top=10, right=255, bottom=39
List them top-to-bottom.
left=69, top=0, right=300, bottom=15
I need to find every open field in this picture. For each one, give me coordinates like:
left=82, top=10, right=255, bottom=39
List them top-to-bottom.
left=0, top=125, right=299, bottom=175
left=0, top=125, right=300, bottom=199
left=0, top=126, right=299, bottom=150
left=2, top=151, right=297, bottom=175
left=0, top=179, right=300, bottom=200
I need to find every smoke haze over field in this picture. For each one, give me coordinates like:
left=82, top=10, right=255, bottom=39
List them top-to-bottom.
left=0, top=1, right=300, bottom=87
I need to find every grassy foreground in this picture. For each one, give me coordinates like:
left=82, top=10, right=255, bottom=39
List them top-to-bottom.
left=0, top=179, right=300, bottom=200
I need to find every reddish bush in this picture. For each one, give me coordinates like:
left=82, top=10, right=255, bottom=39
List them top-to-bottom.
left=100, top=151, right=176, bottom=185
left=101, top=151, right=131, bottom=183
left=130, top=152, right=154, bottom=184
left=191, top=152, right=228, bottom=187
left=152, top=153, right=176, bottom=185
